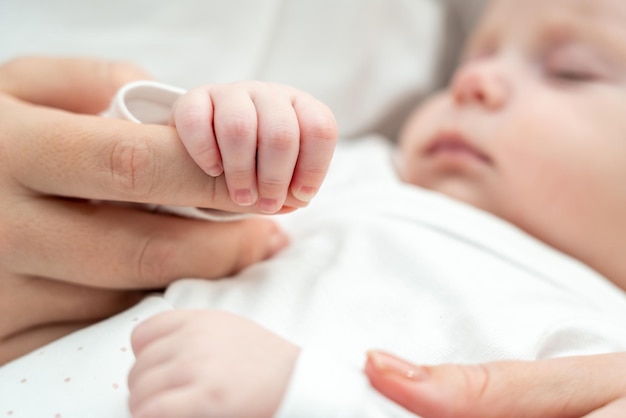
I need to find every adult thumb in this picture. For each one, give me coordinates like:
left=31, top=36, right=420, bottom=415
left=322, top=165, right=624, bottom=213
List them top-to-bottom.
left=365, top=350, right=626, bottom=418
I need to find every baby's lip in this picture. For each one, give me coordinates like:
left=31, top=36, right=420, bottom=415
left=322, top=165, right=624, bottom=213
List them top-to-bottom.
left=425, top=130, right=491, bottom=164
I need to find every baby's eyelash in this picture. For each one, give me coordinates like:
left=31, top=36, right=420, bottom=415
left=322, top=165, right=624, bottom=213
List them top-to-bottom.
left=548, top=67, right=597, bottom=82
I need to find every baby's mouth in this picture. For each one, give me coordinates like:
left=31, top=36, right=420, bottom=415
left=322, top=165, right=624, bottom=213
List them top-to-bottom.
left=425, top=131, right=491, bottom=164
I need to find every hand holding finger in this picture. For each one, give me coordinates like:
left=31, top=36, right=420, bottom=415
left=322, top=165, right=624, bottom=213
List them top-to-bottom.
left=0, top=57, right=295, bottom=364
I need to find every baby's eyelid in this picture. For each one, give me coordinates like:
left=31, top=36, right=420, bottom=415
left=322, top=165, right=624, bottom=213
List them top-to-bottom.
left=544, top=44, right=613, bottom=78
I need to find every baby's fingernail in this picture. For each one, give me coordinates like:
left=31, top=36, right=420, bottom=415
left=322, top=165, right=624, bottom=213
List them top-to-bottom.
left=206, top=163, right=223, bottom=177
left=292, top=185, right=317, bottom=203
left=235, top=189, right=254, bottom=206
left=259, top=198, right=279, bottom=214
left=366, top=351, right=429, bottom=382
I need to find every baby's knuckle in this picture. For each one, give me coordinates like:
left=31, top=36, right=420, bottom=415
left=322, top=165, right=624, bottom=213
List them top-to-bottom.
left=176, top=107, right=205, bottom=132
left=221, top=114, right=255, bottom=141
left=307, top=115, right=338, bottom=142
left=266, top=124, right=298, bottom=151
left=108, top=139, right=156, bottom=199
left=259, top=177, right=287, bottom=195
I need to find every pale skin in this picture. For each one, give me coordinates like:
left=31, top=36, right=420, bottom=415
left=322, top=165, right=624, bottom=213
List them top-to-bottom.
left=129, top=0, right=626, bottom=415
left=0, top=56, right=338, bottom=364
left=172, top=82, right=338, bottom=214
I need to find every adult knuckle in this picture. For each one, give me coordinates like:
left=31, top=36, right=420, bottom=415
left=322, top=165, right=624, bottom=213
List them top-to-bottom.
left=108, top=139, right=156, bottom=199
left=229, top=220, right=269, bottom=272
left=135, top=233, right=177, bottom=287
left=434, top=364, right=494, bottom=417
left=456, top=364, right=493, bottom=414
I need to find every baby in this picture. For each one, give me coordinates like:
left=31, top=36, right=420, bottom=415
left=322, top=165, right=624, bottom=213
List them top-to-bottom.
left=125, top=0, right=626, bottom=416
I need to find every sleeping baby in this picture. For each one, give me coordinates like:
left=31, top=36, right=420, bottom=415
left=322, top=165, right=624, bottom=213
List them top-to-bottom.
left=3, top=0, right=626, bottom=417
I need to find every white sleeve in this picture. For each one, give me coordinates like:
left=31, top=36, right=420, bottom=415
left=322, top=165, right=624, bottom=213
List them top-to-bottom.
left=274, top=349, right=415, bottom=418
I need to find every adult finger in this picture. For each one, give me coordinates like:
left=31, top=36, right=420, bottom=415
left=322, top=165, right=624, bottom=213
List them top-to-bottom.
left=0, top=56, right=152, bottom=114
left=290, top=92, right=338, bottom=203
left=3, top=96, right=312, bottom=212
left=4, top=198, right=289, bottom=289
left=0, top=274, right=145, bottom=339
left=0, top=276, right=146, bottom=364
left=1, top=322, right=93, bottom=365
left=365, top=350, right=626, bottom=418
left=585, top=397, right=626, bottom=418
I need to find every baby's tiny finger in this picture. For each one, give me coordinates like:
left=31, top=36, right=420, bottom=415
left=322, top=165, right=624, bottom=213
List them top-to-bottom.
left=212, top=86, right=259, bottom=206
left=172, top=87, right=223, bottom=177
left=255, top=89, right=300, bottom=214
left=291, top=94, right=338, bottom=202
left=131, top=311, right=186, bottom=356
left=129, top=360, right=191, bottom=414
left=130, top=387, right=203, bottom=418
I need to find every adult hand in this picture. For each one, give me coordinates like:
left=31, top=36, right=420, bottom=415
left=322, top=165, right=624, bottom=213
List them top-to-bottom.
left=0, top=57, right=289, bottom=363
left=365, top=350, right=626, bottom=418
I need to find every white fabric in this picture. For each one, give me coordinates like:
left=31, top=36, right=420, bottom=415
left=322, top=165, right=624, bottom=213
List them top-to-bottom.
left=0, top=0, right=449, bottom=140
left=3, top=138, right=626, bottom=417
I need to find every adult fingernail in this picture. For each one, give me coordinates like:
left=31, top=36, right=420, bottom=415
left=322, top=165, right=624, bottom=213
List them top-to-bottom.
left=367, top=351, right=429, bottom=381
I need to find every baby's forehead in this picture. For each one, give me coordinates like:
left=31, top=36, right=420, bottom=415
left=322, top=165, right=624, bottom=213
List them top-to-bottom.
left=474, top=0, right=626, bottom=50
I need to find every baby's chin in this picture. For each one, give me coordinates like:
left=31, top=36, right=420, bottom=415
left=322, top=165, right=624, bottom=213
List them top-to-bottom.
left=398, top=170, right=497, bottom=215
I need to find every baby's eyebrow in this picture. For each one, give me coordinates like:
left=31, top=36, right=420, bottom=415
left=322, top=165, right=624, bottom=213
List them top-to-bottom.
left=536, top=15, right=626, bottom=62
left=461, top=25, right=500, bottom=61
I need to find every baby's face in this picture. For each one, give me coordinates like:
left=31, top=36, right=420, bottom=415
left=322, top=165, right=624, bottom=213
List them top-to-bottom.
left=398, top=0, right=626, bottom=283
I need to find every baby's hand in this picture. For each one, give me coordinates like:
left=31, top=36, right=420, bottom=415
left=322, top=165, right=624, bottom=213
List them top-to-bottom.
left=172, top=82, right=338, bottom=214
left=128, top=310, right=300, bottom=418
